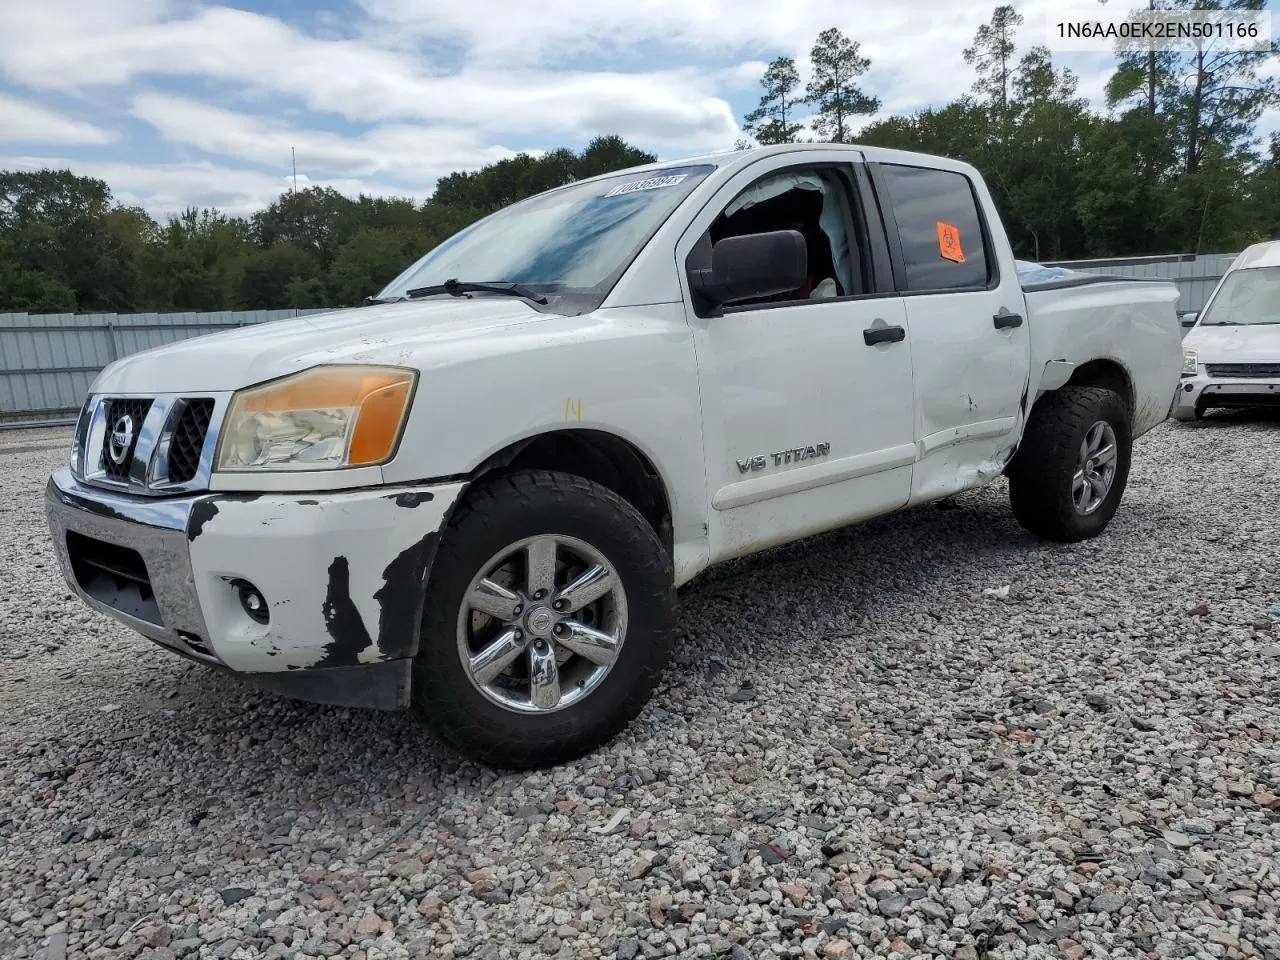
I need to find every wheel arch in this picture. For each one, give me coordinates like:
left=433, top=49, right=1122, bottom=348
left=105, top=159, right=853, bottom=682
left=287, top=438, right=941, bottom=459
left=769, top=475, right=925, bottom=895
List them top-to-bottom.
left=1062, top=358, right=1135, bottom=417
left=1007, top=359, right=1136, bottom=476
left=466, top=428, right=675, bottom=559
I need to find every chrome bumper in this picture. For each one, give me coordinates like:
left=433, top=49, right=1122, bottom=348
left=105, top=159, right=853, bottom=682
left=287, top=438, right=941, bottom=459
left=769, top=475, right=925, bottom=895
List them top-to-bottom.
left=1172, top=374, right=1280, bottom=418
left=44, top=469, right=467, bottom=708
left=45, top=470, right=219, bottom=663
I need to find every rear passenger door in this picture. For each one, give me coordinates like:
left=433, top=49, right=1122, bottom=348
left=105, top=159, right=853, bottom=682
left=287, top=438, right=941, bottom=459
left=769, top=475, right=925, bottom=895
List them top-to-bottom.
left=868, top=161, right=1031, bottom=504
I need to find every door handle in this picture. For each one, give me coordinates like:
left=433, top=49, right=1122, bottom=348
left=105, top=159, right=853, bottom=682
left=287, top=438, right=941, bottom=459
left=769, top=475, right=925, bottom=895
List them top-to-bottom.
left=993, top=311, right=1023, bottom=329
left=863, top=324, right=906, bottom=346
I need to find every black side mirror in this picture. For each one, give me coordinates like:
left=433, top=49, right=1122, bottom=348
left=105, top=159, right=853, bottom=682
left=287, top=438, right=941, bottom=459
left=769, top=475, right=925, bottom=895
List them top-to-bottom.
left=690, top=229, right=808, bottom=307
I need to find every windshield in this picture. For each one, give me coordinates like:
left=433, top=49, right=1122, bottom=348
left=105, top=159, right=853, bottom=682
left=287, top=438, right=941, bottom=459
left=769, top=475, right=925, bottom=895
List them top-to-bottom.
left=376, top=164, right=716, bottom=309
left=1199, top=266, right=1280, bottom=326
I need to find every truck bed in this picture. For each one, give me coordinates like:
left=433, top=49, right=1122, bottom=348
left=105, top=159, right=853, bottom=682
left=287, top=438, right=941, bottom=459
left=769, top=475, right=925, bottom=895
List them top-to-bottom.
left=1017, top=261, right=1183, bottom=438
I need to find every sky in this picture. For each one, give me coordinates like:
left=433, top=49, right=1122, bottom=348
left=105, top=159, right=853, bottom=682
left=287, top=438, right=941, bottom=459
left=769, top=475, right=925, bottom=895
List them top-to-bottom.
left=0, top=0, right=1275, bottom=219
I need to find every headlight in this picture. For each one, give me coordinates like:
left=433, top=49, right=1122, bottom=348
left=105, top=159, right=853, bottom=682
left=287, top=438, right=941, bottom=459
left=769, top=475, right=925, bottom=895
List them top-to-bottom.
left=1181, top=349, right=1199, bottom=376
left=215, top=365, right=416, bottom=472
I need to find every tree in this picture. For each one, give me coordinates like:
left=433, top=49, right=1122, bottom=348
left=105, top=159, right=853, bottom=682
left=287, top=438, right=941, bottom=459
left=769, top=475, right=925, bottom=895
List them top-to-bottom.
left=1105, top=0, right=1278, bottom=176
left=1105, top=0, right=1179, bottom=117
left=964, top=5, right=1024, bottom=120
left=804, top=28, right=880, bottom=143
left=1005, top=48, right=1094, bottom=260
left=742, top=56, right=804, bottom=144
left=6, top=106, right=1280, bottom=315
left=574, top=135, right=656, bottom=180
left=1251, top=135, right=1280, bottom=240
left=0, top=136, right=662, bottom=314
left=428, top=138, right=652, bottom=217
left=0, top=171, right=151, bottom=311
left=251, top=187, right=357, bottom=268
left=140, top=208, right=250, bottom=310
left=328, top=227, right=425, bottom=306
left=0, top=243, right=77, bottom=312
left=237, top=243, right=320, bottom=310
left=285, top=276, right=328, bottom=309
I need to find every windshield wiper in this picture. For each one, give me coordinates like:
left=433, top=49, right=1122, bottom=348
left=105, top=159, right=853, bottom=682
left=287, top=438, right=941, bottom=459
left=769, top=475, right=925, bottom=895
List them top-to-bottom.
left=404, top=278, right=548, bottom=305
left=362, top=295, right=406, bottom=306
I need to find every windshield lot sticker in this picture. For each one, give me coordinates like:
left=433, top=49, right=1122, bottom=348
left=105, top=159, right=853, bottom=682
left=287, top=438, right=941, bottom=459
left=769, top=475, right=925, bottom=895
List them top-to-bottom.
left=603, top=173, right=689, bottom=197
left=937, top=221, right=965, bottom=263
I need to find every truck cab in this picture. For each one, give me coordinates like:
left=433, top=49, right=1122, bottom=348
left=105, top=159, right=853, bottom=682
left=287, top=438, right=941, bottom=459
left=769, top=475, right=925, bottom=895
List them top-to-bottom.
left=45, top=144, right=1184, bottom=767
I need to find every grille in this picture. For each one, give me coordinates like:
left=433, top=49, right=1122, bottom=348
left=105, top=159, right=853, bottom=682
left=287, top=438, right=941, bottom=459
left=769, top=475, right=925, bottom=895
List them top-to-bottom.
left=1206, top=363, right=1280, bottom=379
left=99, top=398, right=153, bottom=480
left=167, top=399, right=215, bottom=483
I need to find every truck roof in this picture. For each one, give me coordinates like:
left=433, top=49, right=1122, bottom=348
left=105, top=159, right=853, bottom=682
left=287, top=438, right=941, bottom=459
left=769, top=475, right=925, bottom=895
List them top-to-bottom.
left=572, top=142, right=981, bottom=187
left=1231, top=240, right=1280, bottom=270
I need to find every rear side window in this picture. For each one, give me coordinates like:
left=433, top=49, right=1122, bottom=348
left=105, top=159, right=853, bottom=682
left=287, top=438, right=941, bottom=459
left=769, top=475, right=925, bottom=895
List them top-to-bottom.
left=878, top=164, right=993, bottom=292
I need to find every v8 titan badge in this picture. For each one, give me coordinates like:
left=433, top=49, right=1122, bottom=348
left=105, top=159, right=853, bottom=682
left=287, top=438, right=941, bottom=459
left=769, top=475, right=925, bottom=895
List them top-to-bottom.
left=937, top=221, right=965, bottom=263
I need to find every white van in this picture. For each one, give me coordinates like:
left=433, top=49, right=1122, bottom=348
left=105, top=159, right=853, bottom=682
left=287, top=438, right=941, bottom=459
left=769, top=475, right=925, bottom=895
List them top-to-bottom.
left=1175, top=241, right=1280, bottom=420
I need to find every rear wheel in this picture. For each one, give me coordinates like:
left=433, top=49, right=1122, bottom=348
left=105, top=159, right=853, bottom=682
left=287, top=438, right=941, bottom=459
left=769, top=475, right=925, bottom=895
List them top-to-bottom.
left=1008, top=386, right=1132, bottom=543
left=412, top=469, right=674, bottom=768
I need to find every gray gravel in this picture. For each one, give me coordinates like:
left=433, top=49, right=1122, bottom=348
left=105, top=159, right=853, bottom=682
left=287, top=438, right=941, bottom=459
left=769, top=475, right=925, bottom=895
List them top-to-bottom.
left=2, top=412, right=1279, bottom=960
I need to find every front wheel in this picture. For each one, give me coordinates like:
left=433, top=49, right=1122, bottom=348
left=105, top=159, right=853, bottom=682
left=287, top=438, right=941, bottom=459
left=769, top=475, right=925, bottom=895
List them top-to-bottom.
left=1007, top=386, right=1133, bottom=543
left=412, top=469, right=675, bottom=768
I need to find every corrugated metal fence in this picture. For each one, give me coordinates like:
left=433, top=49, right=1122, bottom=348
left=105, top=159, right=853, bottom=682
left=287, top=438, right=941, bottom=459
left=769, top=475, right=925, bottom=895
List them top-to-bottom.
left=0, top=251, right=1241, bottom=426
left=1042, top=251, right=1238, bottom=314
left=0, top=309, right=328, bottom=426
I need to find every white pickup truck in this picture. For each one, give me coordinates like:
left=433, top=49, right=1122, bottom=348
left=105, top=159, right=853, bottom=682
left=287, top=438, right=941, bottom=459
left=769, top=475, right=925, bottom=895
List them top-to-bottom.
left=45, top=144, right=1183, bottom=767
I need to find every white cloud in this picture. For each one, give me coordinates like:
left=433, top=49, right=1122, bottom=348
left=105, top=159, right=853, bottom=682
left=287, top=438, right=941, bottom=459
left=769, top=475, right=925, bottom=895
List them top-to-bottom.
left=0, top=0, right=1134, bottom=155
left=2, top=0, right=1268, bottom=221
left=0, top=2, right=739, bottom=148
left=0, top=93, right=116, bottom=145
left=130, top=93, right=517, bottom=182
left=0, top=154, right=419, bottom=218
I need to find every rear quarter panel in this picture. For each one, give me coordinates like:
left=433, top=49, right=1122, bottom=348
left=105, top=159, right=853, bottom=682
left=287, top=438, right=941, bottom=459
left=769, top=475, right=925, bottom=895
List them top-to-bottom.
left=1025, top=279, right=1182, bottom=437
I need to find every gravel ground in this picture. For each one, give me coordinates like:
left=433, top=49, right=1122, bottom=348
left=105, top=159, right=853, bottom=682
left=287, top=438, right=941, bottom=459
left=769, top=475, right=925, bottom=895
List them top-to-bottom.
left=1, top=414, right=1278, bottom=960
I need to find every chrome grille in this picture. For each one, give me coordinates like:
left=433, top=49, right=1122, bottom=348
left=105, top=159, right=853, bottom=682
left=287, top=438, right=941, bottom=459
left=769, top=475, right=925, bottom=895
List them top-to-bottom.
left=1205, top=362, right=1280, bottom=379
left=77, top=392, right=231, bottom=496
left=167, top=400, right=215, bottom=483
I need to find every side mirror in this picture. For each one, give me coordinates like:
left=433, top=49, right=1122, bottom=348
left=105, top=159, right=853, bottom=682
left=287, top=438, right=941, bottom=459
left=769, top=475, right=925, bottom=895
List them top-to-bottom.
left=690, top=229, right=808, bottom=307
left=1180, top=311, right=1198, bottom=328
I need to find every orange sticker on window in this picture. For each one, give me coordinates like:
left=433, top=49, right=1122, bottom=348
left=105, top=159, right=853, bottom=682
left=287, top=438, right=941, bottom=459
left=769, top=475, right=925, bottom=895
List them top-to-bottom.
left=937, top=222, right=965, bottom=263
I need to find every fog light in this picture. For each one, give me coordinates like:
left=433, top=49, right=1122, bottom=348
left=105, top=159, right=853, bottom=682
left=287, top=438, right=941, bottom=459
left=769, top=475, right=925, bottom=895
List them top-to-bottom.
left=232, top=579, right=269, bottom=625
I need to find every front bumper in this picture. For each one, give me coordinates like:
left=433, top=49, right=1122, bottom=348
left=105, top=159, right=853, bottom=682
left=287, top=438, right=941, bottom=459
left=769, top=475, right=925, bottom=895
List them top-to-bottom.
left=1172, top=373, right=1280, bottom=419
left=45, top=470, right=465, bottom=708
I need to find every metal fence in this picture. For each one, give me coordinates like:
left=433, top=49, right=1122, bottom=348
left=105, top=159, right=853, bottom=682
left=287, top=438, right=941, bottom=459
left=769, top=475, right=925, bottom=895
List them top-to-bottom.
left=0, top=251, right=1242, bottom=426
left=1042, top=251, right=1237, bottom=315
left=0, top=309, right=328, bottom=427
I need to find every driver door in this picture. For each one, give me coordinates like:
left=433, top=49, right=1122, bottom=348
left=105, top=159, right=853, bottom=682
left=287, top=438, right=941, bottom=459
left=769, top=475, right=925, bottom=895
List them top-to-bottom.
left=677, top=152, right=917, bottom=561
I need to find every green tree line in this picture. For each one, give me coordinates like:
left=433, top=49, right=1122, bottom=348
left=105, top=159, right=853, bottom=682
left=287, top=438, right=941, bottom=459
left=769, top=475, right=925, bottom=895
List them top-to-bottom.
left=2, top=1, right=1278, bottom=314
left=0, top=136, right=655, bottom=314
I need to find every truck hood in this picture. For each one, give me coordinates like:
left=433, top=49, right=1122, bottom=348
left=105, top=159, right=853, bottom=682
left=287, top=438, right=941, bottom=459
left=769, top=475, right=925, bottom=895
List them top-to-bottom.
left=91, top=299, right=554, bottom=394
left=1184, top=323, right=1280, bottom=363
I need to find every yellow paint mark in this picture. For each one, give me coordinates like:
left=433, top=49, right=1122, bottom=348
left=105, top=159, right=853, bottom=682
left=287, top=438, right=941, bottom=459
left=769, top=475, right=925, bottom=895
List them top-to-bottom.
left=564, top=397, right=583, bottom=422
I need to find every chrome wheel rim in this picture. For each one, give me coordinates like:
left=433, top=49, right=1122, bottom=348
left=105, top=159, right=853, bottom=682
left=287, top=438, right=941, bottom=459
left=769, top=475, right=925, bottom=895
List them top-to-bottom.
left=1073, top=420, right=1118, bottom=515
left=456, top=534, right=628, bottom=714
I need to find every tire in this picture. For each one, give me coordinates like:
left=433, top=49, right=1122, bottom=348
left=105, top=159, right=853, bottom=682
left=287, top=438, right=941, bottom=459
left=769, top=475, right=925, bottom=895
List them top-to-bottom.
left=1007, top=386, right=1132, bottom=543
left=412, top=469, right=675, bottom=768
